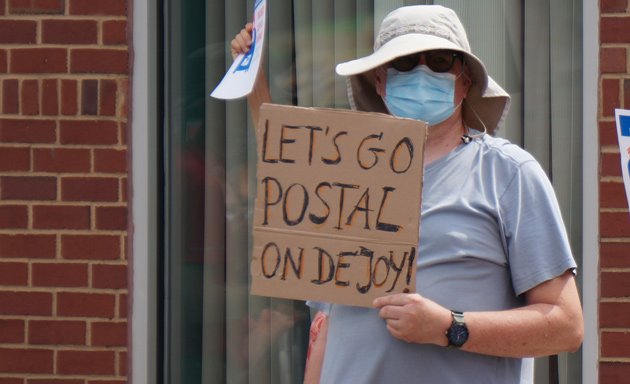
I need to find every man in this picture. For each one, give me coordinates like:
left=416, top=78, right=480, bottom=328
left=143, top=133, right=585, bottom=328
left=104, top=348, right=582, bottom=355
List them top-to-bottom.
left=232, top=5, right=583, bottom=383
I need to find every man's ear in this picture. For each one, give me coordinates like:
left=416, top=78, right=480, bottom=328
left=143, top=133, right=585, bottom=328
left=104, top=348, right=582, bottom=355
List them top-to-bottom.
left=374, top=66, right=386, bottom=97
left=460, top=69, right=472, bottom=98
left=462, top=71, right=472, bottom=90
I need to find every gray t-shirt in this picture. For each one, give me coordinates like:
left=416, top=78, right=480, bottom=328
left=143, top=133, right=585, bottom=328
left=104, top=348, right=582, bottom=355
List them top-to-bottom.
left=318, top=134, right=577, bottom=384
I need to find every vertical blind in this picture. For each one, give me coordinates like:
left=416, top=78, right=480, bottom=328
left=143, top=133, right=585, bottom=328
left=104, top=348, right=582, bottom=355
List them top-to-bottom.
left=163, top=1, right=583, bottom=383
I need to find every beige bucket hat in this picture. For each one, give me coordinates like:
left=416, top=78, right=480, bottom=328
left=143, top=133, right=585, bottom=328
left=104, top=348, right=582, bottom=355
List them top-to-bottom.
left=336, top=5, right=511, bottom=135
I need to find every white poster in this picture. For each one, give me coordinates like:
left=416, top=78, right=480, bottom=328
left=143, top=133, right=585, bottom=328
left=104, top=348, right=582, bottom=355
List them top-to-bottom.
left=210, top=0, right=266, bottom=99
left=615, top=108, right=630, bottom=209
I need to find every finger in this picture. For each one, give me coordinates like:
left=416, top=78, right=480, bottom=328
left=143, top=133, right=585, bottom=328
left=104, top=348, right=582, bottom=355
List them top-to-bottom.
left=230, top=24, right=255, bottom=58
left=238, top=26, right=254, bottom=47
left=231, top=34, right=250, bottom=56
left=230, top=41, right=244, bottom=59
left=373, top=293, right=413, bottom=308
left=378, top=305, right=405, bottom=320
left=385, top=322, right=409, bottom=343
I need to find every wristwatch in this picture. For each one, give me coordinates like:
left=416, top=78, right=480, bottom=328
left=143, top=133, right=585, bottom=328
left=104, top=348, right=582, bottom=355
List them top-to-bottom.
left=445, top=310, right=469, bottom=348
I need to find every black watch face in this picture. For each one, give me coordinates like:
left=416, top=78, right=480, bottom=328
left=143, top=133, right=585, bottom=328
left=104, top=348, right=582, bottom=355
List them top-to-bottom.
left=449, top=324, right=469, bottom=347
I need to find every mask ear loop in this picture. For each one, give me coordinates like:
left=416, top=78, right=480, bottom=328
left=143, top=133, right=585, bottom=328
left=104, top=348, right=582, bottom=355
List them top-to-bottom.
left=457, top=58, right=485, bottom=145
left=460, top=105, right=487, bottom=144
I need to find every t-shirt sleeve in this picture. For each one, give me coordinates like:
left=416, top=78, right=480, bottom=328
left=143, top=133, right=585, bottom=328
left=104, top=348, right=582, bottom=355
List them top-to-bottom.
left=499, top=159, right=577, bottom=296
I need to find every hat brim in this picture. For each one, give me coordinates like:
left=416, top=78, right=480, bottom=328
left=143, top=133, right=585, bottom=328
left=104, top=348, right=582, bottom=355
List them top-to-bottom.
left=336, top=33, right=488, bottom=95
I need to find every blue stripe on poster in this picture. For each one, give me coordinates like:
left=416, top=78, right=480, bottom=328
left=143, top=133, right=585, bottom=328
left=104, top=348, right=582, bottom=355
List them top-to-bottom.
left=621, top=115, right=630, bottom=137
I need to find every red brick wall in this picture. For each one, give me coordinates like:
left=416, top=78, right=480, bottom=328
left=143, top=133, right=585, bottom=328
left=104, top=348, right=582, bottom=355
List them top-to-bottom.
left=0, top=0, right=130, bottom=383
left=599, top=0, right=630, bottom=383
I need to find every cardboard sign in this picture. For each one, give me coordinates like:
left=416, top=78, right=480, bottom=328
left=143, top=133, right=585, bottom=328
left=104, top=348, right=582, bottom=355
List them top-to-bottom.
left=251, top=104, right=427, bottom=307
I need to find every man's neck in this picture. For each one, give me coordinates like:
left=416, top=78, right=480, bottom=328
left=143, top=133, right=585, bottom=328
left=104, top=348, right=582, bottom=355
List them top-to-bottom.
left=424, top=115, right=466, bottom=165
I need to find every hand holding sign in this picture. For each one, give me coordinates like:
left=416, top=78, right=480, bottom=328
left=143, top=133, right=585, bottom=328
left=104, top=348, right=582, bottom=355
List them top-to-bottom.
left=211, top=0, right=267, bottom=100
left=230, top=23, right=254, bottom=60
left=373, top=293, right=451, bottom=346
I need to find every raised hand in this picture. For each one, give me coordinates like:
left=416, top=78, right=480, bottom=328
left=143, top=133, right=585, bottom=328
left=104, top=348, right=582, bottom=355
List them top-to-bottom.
left=231, top=22, right=254, bottom=59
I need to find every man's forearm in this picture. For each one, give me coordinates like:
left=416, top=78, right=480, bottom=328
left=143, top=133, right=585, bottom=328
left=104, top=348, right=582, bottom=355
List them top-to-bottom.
left=247, top=69, right=272, bottom=129
left=460, top=272, right=583, bottom=357
left=462, top=303, right=583, bottom=357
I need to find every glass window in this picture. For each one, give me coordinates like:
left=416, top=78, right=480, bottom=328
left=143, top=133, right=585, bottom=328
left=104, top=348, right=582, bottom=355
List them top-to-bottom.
left=162, top=1, right=583, bottom=383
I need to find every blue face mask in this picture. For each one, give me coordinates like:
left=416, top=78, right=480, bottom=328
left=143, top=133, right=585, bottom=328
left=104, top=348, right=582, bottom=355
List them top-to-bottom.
left=384, top=65, right=457, bottom=125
